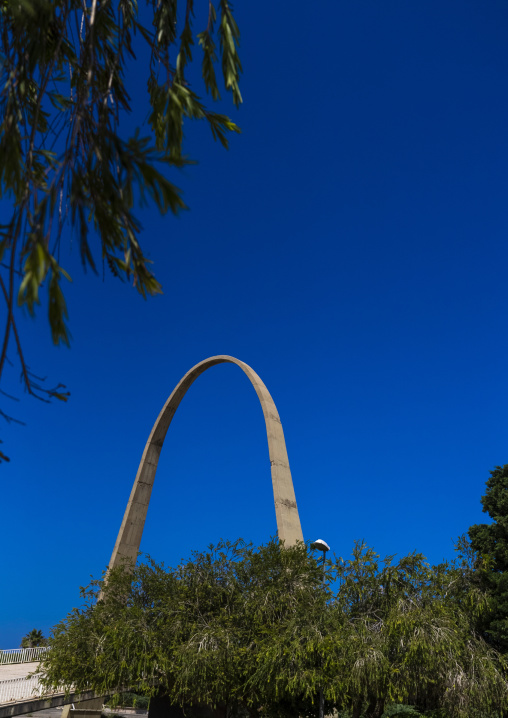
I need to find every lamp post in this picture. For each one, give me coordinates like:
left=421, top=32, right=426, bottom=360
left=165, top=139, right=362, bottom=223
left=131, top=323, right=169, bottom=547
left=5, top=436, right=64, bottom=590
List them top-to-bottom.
left=310, top=539, right=330, bottom=718
left=310, top=539, right=330, bottom=584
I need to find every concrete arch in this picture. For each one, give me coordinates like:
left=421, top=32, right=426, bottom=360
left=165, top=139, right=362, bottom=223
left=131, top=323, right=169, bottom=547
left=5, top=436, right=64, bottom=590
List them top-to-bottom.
left=108, top=355, right=304, bottom=570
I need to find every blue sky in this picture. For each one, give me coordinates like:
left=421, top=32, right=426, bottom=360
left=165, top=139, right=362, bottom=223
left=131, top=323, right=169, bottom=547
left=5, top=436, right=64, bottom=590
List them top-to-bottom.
left=1, top=0, right=508, bottom=646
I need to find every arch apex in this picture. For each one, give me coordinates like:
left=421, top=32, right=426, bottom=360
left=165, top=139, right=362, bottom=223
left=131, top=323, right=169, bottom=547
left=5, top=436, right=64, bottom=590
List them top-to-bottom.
left=108, top=356, right=303, bottom=571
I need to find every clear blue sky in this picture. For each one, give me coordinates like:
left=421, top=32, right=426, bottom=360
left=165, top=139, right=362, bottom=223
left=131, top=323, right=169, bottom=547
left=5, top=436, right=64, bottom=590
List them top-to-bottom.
left=1, top=0, right=508, bottom=646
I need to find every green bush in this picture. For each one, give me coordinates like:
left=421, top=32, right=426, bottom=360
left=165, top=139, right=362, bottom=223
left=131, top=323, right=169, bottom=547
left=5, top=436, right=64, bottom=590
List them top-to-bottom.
left=382, top=707, right=423, bottom=718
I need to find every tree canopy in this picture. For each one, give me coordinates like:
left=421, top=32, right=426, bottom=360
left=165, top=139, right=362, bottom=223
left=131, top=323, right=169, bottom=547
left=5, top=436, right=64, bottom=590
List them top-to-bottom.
left=0, top=0, right=242, bottom=457
left=468, top=464, right=508, bottom=653
left=39, top=538, right=508, bottom=718
left=20, top=628, right=48, bottom=647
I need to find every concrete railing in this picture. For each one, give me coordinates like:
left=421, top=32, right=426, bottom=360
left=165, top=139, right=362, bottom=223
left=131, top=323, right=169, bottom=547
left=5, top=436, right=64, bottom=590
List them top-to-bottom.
left=0, top=648, right=49, bottom=665
left=0, top=675, right=63, bottom=704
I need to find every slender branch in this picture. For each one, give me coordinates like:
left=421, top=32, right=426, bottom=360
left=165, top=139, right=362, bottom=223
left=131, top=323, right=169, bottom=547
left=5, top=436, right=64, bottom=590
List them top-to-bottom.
left=86, top=0, right=105, bottom=92
left=206, top=0, right=214, bottom=33
left=102, top=4, right=126, bottom=115
left=0, top=211, right=21, bottom=382
left=0, top=272, right=34, bottom=396
left=0, top=274, right=12, bottom=382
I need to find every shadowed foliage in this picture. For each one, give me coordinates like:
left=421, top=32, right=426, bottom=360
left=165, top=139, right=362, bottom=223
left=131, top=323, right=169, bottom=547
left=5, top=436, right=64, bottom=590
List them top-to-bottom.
left=468, top=464, right=508, bottom=653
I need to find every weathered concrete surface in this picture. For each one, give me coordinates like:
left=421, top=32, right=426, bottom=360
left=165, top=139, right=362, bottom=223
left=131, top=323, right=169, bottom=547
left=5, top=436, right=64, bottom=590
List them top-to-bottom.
left=109, top=356, right=303, bottom=570
left=0, top=664, right=39, bottom=681
left=0, top=690, right=103, bottom=718
left=71, top=698, right=104, bottom=712
left=66, top=709, right=101, bottom=718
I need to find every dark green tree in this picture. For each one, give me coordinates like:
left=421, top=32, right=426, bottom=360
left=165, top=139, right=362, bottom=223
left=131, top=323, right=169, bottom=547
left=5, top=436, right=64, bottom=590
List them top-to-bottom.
left=0, top=0, right=242, bottom=458
left=468, top=463, right=508, bottom=652
left=39, top=539, right=508, bottom=718
left=20, top=628, right=47, bottom=647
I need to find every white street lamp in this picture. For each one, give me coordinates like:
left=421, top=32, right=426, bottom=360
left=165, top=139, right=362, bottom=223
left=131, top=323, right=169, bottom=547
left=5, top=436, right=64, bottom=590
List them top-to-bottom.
left=310, top=539, right=330, bottom=553
left=311, top=539, right=330, bottom=718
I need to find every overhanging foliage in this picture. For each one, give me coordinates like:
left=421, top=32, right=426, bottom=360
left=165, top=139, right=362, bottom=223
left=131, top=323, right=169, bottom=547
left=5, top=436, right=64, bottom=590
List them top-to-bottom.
left=0, top=0, right=242, bottom=455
